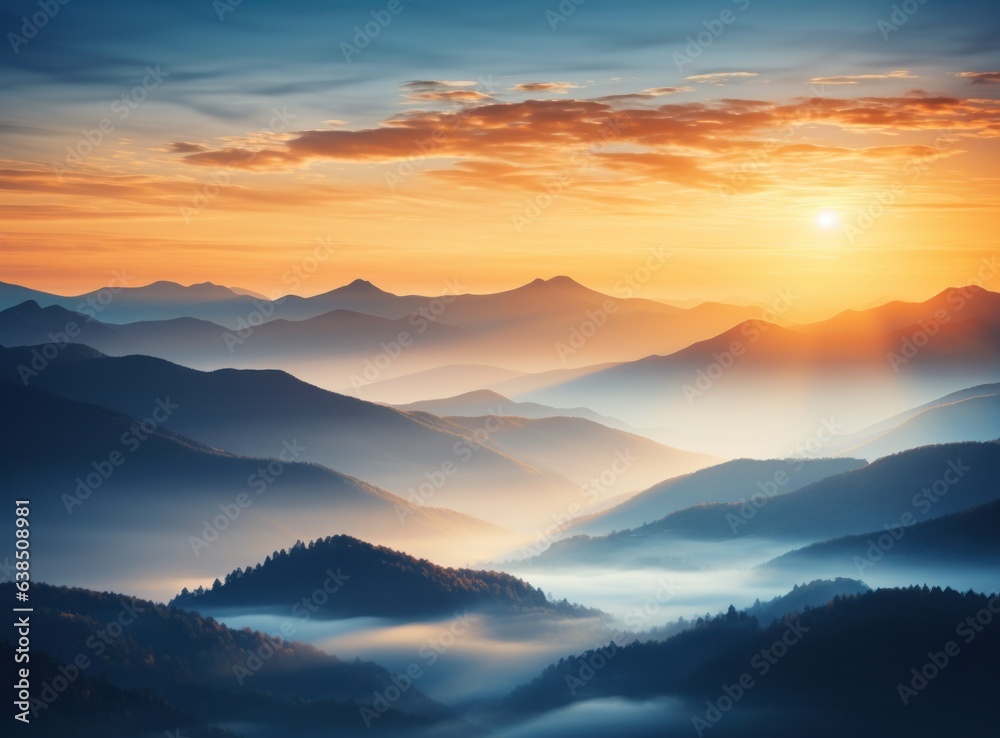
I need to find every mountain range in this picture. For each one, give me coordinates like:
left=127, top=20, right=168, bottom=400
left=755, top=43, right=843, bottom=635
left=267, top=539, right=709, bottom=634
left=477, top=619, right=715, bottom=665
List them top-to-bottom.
left=0, top=380, right=505, bottom=598
left=520, top=440, right=1000, bottom=569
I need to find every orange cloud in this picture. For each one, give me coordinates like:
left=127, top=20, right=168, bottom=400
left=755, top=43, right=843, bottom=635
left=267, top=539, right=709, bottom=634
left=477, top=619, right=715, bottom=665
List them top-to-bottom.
left=810, top=70, right=917, bottom=85
left=954, top=71, right=1000, bottom=85
left=684, top=72, right=759, bottom=85
left=512, top=82, right=581, bottom=94
left=408, top=89, right=494, bottom=103
left=164, top=92, right=997, bottom=196
left=168, top=142, right=210, bottom=153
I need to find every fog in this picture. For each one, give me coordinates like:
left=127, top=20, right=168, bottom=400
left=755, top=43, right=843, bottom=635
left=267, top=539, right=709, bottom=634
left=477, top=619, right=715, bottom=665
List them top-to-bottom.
left=209, top=609, right=610, bottom=706
left=490, top=697, right=694, bottom=738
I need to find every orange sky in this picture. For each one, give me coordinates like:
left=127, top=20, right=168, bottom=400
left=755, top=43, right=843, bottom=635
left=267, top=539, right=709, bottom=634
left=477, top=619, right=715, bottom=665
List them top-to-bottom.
left=3, top=80, right=999, bottom=313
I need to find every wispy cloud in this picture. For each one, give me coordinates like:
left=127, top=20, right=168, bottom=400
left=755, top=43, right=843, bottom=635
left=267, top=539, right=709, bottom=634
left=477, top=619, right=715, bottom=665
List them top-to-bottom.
left=810, top=70, right=917, bottom=85
left=954, top=71, right=1000, bottom=84
left=684, top=72, right=759, bottom=86
left=400, top=80, right=492, bottom=102
left=511, top=82, right=582, bottom=94
left=168, top=90, right=995, bottom=196
left=168, top=142, right=210, bottom=154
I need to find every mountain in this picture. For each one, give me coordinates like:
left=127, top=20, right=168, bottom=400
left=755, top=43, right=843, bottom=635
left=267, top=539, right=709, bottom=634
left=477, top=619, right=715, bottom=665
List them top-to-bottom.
left=0, top=277, right=768, bottom=390
left=0, top=280, right=58, bottom=309
left=795, top=285, right=1000, bottom=336
left=523, top=292, right=1000, bottom=456
left=0, top=300, right=464, bottom=379
left=0, top=301, right=135, bottom=355
left=0, top=345, right=578, bottom=530
left=353, top=364, right=530, bottom=404
left=0, top=381, right=504, bottom=599
left=837, top=381, right=1000, bottom=439
left=836, top=385, right=1000, bottom=460
left=394, top=388, right=709, bottom=450
left=396, top=389, right=632, bottom=430
left=428, top=414, right=719, bottom=500
left=521, top=441, right=1000, bottom=569
left=567, top=457, right=866, bottom=535
left=765, top=498, right=1000, bottom=574
left=171, top=535, right=598, bottom=619
left=742, top=577, right=870, bottom=626
left=631, top=578, right=870, bottom=644
left=0, top=582, right=475, bottom=737
left=501, top=586, right=1000, bottom=736
left=0, top=641, right=226, bottom=738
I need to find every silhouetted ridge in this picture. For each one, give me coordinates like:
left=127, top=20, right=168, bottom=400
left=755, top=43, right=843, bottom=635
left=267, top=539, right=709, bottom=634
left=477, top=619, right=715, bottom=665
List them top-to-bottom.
left=172, top=535, right=599, bottom=618
left=0, top=582, right=471, bottom=736
left=504, top=586, right=1000, bottom=736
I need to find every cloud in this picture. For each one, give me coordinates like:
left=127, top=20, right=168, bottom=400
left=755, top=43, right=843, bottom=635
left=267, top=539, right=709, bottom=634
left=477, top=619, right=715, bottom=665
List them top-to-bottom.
left=810, top=70, right=917, bottom=85
left=954, top=71, right=1000, bottom=84
left=684, top=72, right=759, bottom=85
left=402, top=80, right=494, bottom=103
left=402, top=80, right=479, bottom=90
left=512, top=82, right=581, bottom=94
left=595, top=87, right=693, bottom=104
left=643, top=87, right=693, bottom=96
left=408, top=90, right=495, bottom=103
left=167, top=92, right=997, bottom=188
left=168, top=142, right=210, bottom=154
left=179, top=147, right=293, bottom=170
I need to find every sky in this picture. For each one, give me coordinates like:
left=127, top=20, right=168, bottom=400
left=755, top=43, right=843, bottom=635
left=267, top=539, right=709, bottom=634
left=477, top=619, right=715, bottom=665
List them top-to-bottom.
left=1, top=0, right=998, bottom=310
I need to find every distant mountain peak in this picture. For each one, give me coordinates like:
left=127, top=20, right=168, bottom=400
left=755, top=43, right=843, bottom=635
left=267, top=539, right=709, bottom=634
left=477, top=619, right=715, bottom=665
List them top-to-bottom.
left=523, top=275, right=589, bottom=291
left=316, top=278, right=394, bottom=299
left=347, top=278, right=376, bottom=288
left=935, top=284, right=991, bottom=301
left=5, top=299, right=74, bottom=318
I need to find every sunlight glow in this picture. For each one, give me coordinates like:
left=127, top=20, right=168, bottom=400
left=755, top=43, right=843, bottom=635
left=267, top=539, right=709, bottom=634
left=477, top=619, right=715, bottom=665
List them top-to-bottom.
left=817, top=210, right=840, bottom=229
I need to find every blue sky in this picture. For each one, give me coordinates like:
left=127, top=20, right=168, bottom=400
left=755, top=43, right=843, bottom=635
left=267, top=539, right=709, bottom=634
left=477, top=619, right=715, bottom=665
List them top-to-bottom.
left=3, top=0, right=998, bottom=150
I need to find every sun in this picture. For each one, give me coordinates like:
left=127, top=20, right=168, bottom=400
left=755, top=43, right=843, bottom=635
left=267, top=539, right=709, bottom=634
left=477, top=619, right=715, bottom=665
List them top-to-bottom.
left=817, top=210, right=840, bottom=229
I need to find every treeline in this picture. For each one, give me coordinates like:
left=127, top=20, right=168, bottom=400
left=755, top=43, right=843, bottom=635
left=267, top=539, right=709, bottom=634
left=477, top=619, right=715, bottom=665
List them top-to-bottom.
left=173, top=535, right=601, bottom=618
